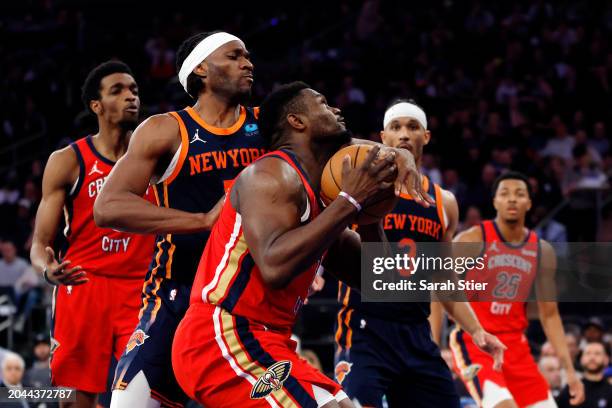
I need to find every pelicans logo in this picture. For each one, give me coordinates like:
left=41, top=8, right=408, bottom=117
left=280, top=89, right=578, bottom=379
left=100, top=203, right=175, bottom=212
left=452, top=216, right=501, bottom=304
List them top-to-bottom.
left=125, top=329, right=149, bottom=354
left=50, top=337, right=60, bottom=354
left=250, top=361, right=292, bottom=399
left=334, top=361, right=352, bottom=384
left=462, top=363, right=482, bottom=381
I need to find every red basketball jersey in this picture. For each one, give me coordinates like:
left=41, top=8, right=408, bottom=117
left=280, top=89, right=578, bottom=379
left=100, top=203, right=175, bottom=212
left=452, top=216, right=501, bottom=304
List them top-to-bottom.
left=61, top=136, right=155, bottom=279
left=190, top=150, right=322, bottom=332
left=465, top=220, right=540, bottom=334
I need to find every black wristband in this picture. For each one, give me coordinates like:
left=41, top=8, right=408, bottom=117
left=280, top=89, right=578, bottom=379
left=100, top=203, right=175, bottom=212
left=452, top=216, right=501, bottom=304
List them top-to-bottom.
left=43, top=268, right=58, bottom=286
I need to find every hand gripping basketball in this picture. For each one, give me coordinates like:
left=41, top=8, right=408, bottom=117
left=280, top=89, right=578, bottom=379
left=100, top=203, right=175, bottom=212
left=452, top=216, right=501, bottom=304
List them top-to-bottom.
left=321, top=144, right=400, bottom=224
left=340, top=145, right=396, bottom=204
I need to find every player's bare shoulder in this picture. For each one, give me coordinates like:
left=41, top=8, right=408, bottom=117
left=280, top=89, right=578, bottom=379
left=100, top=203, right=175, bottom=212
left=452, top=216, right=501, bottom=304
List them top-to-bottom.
left=137, top=112, right=180, bottom=135
left=130, top=113, right=181, bottom=151
left=43, top=145, right=80, bottom=190
left=232, top=156, right=303, bottom=211
left=440, top=188, right=458, bottom=212
left=440, top=188, right=459, bottom=225
left=452, top=224, right=485, bottom=259
left=453, top=224, right=483, bottom=243
left=538, top=238, right=557, bottom=271
left=538, top=238, right=555, bottom=254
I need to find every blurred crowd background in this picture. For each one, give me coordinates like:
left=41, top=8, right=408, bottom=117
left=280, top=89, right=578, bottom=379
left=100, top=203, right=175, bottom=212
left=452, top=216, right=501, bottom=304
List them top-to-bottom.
left=0, top=0, right=611, bottom=406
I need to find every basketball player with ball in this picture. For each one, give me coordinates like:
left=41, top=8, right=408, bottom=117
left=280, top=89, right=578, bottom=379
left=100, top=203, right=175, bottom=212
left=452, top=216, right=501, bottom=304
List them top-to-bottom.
left=172, top=82, right=430, bottom=407
left=334, top=99, right=506, bottom=408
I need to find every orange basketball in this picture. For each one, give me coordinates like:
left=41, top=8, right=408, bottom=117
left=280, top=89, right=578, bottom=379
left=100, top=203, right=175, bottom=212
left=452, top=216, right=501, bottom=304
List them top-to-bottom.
left=320, top=144, right=398, bottom=224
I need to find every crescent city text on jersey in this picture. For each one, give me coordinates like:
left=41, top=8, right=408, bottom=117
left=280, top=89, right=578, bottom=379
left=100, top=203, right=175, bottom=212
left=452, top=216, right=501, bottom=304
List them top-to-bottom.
left=87, top=174, right=150, bottom=253
left=88, top=176, right=108, bottom=197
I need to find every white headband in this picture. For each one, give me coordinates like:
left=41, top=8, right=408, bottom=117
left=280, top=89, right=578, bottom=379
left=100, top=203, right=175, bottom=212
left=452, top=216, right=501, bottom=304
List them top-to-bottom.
left=178, top=32, right=244, bottom=92
left=383, top=102, right=427, bottom=130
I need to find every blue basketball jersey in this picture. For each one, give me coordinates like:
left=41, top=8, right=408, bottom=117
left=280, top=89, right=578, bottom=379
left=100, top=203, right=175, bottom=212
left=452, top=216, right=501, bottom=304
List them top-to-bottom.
left=148, top=106, right=266, bottom=284
left=337, top=176, right=447, bottom=324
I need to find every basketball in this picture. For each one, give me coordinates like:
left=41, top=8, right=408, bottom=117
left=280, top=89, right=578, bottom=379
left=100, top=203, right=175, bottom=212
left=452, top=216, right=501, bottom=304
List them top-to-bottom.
left=320, top=144, right=398, bottom=224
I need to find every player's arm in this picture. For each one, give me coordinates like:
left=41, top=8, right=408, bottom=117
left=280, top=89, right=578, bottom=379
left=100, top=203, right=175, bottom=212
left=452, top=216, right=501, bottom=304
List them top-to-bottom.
left=94, top=114, right=222, bottom=234
left=237, top=147, right=394, bottom=289
left=30, top=148, right=88, bottom=286
left=429, top=189, right=459, bottom=343
left=434, top=199, right=485, bottom=342
left=321, top=222, right=388, bottom=289
left=434, top=226, right=507, bottom=369
left=536, top=240, right=584, bottom=405
left=428, top=301, right=444, bottom=345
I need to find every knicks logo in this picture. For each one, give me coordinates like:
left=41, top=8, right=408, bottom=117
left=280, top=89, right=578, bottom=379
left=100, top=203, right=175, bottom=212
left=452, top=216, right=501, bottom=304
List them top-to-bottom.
left=125, top=329, right=149, bottom=354
left=251, top=361, right=292, bottom=399
left=334, top=361, right=352, bottom=384
left=462, top=363, right=482, bottom=381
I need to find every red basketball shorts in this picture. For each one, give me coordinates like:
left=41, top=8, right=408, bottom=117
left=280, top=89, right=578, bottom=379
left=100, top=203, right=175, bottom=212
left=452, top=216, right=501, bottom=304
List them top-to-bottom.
left=50, top=273, right=143, bottom=393
left=172, top=303, right=346, bottom=407
left=449, top=327, right=550, bottom=407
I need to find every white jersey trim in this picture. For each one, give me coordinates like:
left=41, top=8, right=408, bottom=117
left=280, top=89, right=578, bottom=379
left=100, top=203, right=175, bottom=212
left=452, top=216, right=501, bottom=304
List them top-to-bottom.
left=154, top=144, right=183, bottom=185
left=69, top=176, right=79, bottom=196
left=300, top=196, right=311, bottom=223
left=442, top=205, right=448, bottom=231
left=201, top=213, right=243, bottom=303
left=213, top=306, right=280, bottom=407
left=482, top=380, right=514, bottom=408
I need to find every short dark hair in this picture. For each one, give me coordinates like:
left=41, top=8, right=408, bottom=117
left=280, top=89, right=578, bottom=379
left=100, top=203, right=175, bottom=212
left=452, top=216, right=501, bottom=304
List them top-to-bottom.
left=176, top=31, right=221, bottom=99
left=81, top=60, right=133, bottom=113
left=258, top=81, right=310, bottom=148
left=386, top=97, right=423, bottom=111
left=492, top=171, right=533, bottom=199
left=584, top=340, right=610, bottom=357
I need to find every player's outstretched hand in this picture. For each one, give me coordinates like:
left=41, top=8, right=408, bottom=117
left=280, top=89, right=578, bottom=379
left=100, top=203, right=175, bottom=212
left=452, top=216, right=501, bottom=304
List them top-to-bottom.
left=385, top=147, right=435, bottom=207
left=201, top=195, right=225, bottom=231
left=44, top=246, right=88, bottom=286
left=304, top=274, right=325, bottom=305
left=471, top=329, right=506, bottom=371
left=566, top=372, right=585, bottom=405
